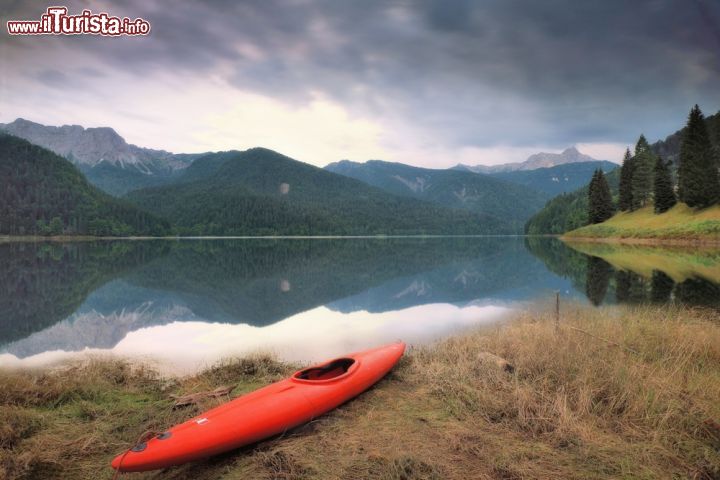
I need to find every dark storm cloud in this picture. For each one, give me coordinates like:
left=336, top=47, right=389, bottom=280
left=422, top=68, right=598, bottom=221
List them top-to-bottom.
left=3, top=0, right=720, bottom=148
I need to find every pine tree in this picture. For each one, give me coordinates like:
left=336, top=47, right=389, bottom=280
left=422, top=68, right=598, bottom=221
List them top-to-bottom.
left=678, top=105, right=720, bottom=208
left=710, top=114, right=720, bottom=167
left=631, top=135, right=654, bottom=209
left=618, top=148, right=634, bottom=211
left=653, top=156, right=676, bottom=213
left=588, top=169, right=614, bottom=224
left=596, top=169, right=615, bottom=221
left=587, top=170, right=599, bottom=222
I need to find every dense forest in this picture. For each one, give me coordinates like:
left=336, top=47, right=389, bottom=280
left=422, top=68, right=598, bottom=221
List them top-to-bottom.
left=526, top=109, right=720, bottom=234
left=0, top=134, right=171, bottom=236
left=126, top=148, right=509, bottom=235
left=325, top=159, right=549, bottom=230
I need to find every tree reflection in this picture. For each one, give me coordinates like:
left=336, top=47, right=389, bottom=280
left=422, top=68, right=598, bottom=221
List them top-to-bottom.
left=586, top=256, right=613, bottom=306
left=650, top=270, right=675, bottom=303
left=675, top=277, right=720, bottom=307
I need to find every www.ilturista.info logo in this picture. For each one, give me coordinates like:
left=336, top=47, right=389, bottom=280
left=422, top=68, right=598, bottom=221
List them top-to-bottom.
left=7, top=6, right=151, bottom=36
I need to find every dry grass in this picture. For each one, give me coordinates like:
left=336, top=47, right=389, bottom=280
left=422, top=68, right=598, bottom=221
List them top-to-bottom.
left=1, top=305, right=719, bottom=479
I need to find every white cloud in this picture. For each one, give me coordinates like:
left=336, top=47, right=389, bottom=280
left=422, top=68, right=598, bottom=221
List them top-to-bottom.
left=0, top=70, right=390, bottom=166
left=195, top=91, right=390, bottom=165
left=575, top=142, right=628, bottom=163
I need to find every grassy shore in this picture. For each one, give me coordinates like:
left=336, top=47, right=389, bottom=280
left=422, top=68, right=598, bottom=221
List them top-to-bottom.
left=564, top=203, right=720, bottom=244
left=2, top=305, right=719, bottom=479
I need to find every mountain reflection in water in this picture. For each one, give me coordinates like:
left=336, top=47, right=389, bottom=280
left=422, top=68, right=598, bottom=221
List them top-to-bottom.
left=0, top=237, right=717, bottom=372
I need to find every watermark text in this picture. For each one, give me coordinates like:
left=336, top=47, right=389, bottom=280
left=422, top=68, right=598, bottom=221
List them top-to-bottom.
left=7, top=6, right=151, bottom=36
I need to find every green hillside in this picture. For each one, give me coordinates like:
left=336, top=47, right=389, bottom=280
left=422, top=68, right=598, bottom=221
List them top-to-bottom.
left=525, top=110, right=719, bottom=234
left=0, top=134, right=171, bottom=236
left=126, top=148, right=508, bottom=235
left=325, top=159, right=548, bottom=229
left=79, top=161, right=184, bottom=196
left=489, top=161, right=617, bottom=196
left=525, top=168, right=620, bottom=234
left=564, top=203, right=720, bottom=241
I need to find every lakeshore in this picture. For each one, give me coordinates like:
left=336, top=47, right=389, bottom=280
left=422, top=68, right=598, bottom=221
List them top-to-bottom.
left=563, top=204, right=720, bottom=245
left=2, top=304, right=719, bottom=480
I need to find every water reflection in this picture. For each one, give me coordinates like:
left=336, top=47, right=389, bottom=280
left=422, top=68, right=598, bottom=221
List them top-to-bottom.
left=1, top=237, right=718, bottom=372
left=0, top=238, right=573, bottom=370
left=560, top=241, right=720, bottom=308
left=585, top=256, right=613, bottom=306
left=1, top=304, right=511, bottom=375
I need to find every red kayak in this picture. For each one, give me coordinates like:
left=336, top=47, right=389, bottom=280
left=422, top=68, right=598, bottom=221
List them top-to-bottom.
left=111, top=341, right=405, bottom=472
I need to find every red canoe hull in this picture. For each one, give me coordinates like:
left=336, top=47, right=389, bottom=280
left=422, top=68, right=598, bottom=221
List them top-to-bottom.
left=111, top=341, right=405, bottom=472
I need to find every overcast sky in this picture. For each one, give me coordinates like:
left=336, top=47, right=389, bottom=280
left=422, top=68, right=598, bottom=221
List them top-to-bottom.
left=2, top=0, right=719, bottom=167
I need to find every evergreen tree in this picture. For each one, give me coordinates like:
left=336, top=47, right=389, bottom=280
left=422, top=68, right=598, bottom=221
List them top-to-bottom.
left=678, top=105, right=720, bottom=208
left=710, top=114, right=720, bottom=168
left=631, top=135, right=654, bottom=209
left=618, top=148, right=634, bottom=211
left=653, top=156, right=676, bottom=213
left=587, top=169, right=614, bottom=224
left=597, top=170, right=615, bottom=221
left=587, top=171, right=598, bottom=222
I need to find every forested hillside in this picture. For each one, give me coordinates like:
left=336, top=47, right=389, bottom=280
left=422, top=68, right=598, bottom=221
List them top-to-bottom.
left=0, top=134, right=171, bottom=236
left=126, top=148, right=508, bottom=235
left=325, top=159, right=548, bottom=229
left=489, top=161, right=617, bottom=196
left=525, top=168, right=620, bottom=234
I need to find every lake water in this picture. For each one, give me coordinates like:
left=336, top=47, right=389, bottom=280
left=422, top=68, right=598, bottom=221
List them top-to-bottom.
left=1, top=237, right=718, bottom=373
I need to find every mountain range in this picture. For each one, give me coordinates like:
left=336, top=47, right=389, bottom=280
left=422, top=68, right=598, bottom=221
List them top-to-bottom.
left=1, top=117, right=619, bottom=236
left=0, top=118, right=204, bottom=195
left=456, top=147, right=611, bottom=173
left=125, top=148, right=508, bottom=235
left=324, top=160, right=549, bottom=228
left=489, top=160, right=618, bottom=197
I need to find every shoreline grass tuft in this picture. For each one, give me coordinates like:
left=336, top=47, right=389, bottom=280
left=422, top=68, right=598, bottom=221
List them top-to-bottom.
left=1, top=305, right=719, bottom=479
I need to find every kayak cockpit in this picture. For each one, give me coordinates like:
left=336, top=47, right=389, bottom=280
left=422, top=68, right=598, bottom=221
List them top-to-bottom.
left=294, top=358, right=355, bottom=381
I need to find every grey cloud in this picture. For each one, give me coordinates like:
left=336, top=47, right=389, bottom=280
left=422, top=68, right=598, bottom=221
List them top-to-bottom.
left=3, top=0, right=720, bottom=150
left=34, top=69, right=70, bottom=88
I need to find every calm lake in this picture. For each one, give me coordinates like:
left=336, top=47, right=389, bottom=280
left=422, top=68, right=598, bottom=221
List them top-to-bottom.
left=1, top=237, right=718, bottom=373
